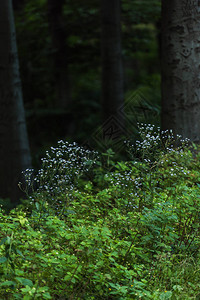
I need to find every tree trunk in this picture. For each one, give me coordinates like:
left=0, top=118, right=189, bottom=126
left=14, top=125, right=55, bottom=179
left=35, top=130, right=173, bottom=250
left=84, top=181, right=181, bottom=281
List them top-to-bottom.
left=0, top=0, right=31, bottom=203
left=13, top=0, right=25, bottom=10
left=47, top=0, right=71, bottom=109
left=100, top=0, right=124, bottom=129
left=161, top=0, right=200, bottom=143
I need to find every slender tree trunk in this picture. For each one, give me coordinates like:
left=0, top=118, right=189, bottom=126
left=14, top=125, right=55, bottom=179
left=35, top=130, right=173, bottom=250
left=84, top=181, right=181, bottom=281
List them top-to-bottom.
left=0, top=0, right=31, bottom=203
left=47, top=0, right=71, bottom=109
left=100, top=0, right=124, bottom=128
left=161, top=0, right=200, bottom=143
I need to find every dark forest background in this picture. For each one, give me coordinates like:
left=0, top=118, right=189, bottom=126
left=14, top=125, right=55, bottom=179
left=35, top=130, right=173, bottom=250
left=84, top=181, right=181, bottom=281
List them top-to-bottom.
left=13, top=0, right=161, bottom=165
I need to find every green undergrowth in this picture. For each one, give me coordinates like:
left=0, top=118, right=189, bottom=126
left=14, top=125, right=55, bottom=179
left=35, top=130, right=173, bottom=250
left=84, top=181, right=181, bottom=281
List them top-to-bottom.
left=1, top=125, right=200, bottom=299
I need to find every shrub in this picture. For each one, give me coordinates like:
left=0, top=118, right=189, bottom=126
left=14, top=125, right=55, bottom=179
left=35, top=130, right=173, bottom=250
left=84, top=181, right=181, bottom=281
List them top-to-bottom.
left=1, top=127, right=200, bottom=299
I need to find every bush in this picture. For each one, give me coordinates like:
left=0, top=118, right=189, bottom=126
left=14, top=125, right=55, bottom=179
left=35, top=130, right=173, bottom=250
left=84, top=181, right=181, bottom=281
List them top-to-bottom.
left=1, top=126, right=200, bottom=299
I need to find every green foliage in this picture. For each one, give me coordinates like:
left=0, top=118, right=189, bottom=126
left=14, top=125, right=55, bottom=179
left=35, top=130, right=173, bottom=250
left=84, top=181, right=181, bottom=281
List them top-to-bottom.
left=1, top=126, right=200, bottom=299
left=20, top=140, right=99, bottom=216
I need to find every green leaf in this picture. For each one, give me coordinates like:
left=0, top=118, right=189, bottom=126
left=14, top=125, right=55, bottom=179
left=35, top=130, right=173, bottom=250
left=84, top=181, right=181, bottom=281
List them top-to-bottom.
left=35, top=202, right=40, bottom=210
left=19, top=216, right=27, bottom=226
left=0, top=237, right=8, bottom=246
left=16, top=249, right=24, bottom=258
left=0, top=256, right=7, bottom=263
left=105, top=274, right=112, bottom=280
left=15, top=277, right=33, bottom=287
left=0, top=280, right=16, bottom=287
left=160, top=291, right=173, bottom=299
left=43, top=292, right=52, bottom=299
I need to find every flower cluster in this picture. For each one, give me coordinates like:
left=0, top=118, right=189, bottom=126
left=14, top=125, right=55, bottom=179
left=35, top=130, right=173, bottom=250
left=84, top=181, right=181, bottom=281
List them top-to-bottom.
left=126, top=123, right=191, bottom=163
left=105, top=124, right=192, bottom=209
left=23, top=140, right=99, bottom=210
left=38, top=141, right=98, bottom=187
left=104, top=164, right=143, bottom=204
left=22, top=168, right=35, bottom=188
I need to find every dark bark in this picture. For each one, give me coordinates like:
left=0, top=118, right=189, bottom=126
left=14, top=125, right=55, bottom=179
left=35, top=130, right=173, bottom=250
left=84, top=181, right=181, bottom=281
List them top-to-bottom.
left=0, top=0, right=32, bottom=203
left=12, top=0, right=24, bottom=10
left=47, top=0, right=71, bottom=109
left=100, top=0, right=124, bottom=130
left=161, top=0, right=200, bottom=143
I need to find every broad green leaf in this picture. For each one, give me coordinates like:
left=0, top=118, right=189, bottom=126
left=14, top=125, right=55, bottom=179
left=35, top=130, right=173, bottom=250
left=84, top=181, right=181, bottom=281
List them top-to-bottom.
left=0, top=256, right=7, bottom=263
left=16, top=277, right=33, bottom=287
left=0, top=280, right=16, bottom=287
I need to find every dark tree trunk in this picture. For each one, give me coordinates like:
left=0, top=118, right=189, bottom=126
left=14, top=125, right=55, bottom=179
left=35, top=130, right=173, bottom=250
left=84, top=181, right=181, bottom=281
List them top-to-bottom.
left=0, top=0, right=32, bottom=203
left=13, top=0, right=25, bottom=10
left=47, top=0, right=71, bottom=109
left=100, top=0, right=124, bottom=130
left=161, top=0, right=200, bottom=143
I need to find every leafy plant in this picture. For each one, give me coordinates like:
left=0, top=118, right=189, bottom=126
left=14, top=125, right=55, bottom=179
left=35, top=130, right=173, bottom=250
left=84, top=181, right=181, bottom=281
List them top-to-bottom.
left=1, top=125, right=200, bottom=299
